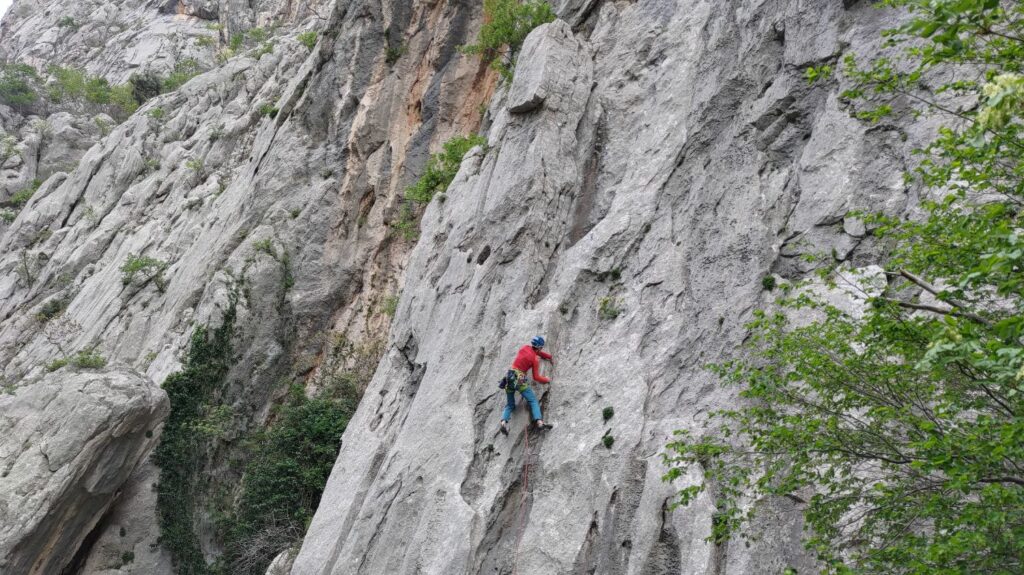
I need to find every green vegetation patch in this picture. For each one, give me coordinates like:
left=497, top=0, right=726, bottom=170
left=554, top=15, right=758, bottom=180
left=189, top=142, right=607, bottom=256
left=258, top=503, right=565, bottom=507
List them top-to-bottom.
left=461, top=0, right=555, bottom=80
left=664, top=2, right=1024, bottom=572
left=297, top=31, right=317, bottom=51
left=161, top=59, right=202, bottom=93
left=0, top=63, right=40, bottom=111
left=405, top=134, right=486, bottom=203
left=121, top=254, right=169, bottom=292
left=597, top=296, right=621, bottom=320
left=153, top=305, right=236, bottom=575
left=45, top=349, right=107, bottom=372
left=219, top=382, right=358, bottom=573
left=602, top=406, right=614, bottom=422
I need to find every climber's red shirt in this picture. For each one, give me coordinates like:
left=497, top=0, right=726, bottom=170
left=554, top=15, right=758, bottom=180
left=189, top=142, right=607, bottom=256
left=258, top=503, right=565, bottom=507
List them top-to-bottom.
left=511, top=345, right=552, bottom=383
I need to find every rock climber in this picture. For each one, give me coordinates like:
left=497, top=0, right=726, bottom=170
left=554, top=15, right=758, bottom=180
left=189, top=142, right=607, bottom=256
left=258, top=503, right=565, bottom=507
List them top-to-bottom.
left=499, top=335, right=554, bottom=435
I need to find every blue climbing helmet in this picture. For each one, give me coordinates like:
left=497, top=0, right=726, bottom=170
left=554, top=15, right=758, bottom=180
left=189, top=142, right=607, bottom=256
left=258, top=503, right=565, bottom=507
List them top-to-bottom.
left=531, top=335, right=545, bottom=349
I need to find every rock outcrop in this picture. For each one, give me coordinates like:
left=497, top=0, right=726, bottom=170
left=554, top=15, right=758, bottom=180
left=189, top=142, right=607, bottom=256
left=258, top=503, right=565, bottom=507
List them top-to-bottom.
left=0, top=0, right=941, bottom=572
left=0, top=0, right=495, bottom=571
left=292, top=2, right=927, bottom=574
left=0, top=367, right=168, bottom=575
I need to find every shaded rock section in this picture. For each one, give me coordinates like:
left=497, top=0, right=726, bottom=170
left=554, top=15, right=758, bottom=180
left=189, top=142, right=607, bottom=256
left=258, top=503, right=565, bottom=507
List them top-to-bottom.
left=0, top=368, right=168, bottom=575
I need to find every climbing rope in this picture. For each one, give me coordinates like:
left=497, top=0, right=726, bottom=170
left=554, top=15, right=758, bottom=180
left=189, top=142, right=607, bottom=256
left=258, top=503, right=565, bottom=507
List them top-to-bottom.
left=511, top=422, right=532, bottom=575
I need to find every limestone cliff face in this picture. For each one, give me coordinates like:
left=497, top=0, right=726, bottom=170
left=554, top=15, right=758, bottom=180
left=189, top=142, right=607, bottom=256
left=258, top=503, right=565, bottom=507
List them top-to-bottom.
left=0, top=0, right=932, bottom=573
left=0, top=0, right=494, bottom=572
left=292, top=2, right=924, bottom=574
left=0, top=368, right=168, bottom=575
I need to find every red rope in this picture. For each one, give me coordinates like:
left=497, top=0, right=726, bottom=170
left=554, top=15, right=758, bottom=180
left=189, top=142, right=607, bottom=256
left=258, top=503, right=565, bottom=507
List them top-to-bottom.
left=511, top=423, right=532, bottom=575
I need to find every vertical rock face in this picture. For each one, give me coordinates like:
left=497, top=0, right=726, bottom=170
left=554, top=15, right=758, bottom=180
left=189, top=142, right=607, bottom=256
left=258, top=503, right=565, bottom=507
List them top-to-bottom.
left=0, top=0, right=937, bottom=573
left=0, top=0, right=495, bottom=571
left=292, top=2, right=926, bottom=575
left=0, top=368, right=168, bottom=575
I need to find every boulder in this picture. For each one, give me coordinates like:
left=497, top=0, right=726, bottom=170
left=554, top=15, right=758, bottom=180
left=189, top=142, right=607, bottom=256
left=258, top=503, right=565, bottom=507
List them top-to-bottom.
left=0, top=368, right=169, bottom=575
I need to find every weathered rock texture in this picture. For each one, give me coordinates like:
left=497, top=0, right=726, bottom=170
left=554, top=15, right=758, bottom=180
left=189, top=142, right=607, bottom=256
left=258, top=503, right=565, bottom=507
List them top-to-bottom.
left=0, top=0, right=938, bottom=572
left=0, top=0, right=495, bottom=572
left=0, top=0, right=329, bottom=80
left=292, top=2, right=927, bottom=575
left=0, top=368, right=168, bottom=575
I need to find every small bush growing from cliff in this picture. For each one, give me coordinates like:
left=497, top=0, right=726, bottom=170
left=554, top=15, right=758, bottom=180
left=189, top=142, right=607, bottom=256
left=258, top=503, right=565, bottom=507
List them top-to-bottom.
left=461, top=0, right=556, bottom=80
left=57, top=16, right=78, bottom=30
left=246, top=27, right=268, bottom=43
left=297, top=31, right=317, bottom=51
left=253, top=42, right=274, bottom=58
left=385, top=42, right=406, bottom=65
left=162, top=59, right=202, bottom=93
left=0, top=63, right=39, bottom=111
left=47, top=66, right=99, bottom=103
left=130, top=71, right=162, bottom=103
left=258, top=103, right=278, bottom=118
left=406, top=134, right=486, bottom=203
left=4, top=179, right=42, bottom=214
left=8, top=186, right=35, bottom=208
left=390, top=201, right=419, bottom=240
left=252, top=238, right=275, bottom=256
left=121, top=254, right=169, bottom=292
left=760, top=275, right=775, bottom=291
left=380, top=295, right=399, bottom=317
left=597, top=296, right=621, bottom=320
left=35, top=297, right=68, bottom=322
left=44, top=349, right=107, bottom=371
left=71, top=349, right=107, bottom=369
left=602, top=406, right=614, bottom=422
left=602, top=432, right=614, bottom=449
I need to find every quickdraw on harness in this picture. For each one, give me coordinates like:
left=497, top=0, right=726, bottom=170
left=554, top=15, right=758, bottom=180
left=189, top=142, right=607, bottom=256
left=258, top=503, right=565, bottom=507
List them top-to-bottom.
left=498, top=368, right=529, bottom=392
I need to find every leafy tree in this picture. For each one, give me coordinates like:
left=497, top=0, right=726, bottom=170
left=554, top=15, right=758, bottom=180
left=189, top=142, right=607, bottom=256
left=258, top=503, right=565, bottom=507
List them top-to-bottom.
left=461, top=0, right=556, bottom=80
left=664, top=2, right=1024, bottom=574
left=405, top=134, right=486, bottom=203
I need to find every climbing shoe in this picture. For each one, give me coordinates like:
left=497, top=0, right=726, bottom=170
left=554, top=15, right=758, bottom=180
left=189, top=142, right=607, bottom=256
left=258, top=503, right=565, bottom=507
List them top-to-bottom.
left=499, top=421, right=509, bottom=436
left=536, top=421, right=554, bottom=431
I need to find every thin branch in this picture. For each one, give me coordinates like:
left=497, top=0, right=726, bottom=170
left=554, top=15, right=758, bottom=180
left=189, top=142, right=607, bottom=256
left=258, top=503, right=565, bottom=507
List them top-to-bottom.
left=885, top=297, right=991, bottom=326
left=978, top=476, right=1024, bottom=487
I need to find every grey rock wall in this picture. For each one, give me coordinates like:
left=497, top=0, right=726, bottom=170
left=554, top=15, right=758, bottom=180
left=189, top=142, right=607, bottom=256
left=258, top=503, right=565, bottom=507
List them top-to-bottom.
left=0, top=0, right=938, bottom=573
left=0, top=0, right=497, bottom=571
left=0, top=0, right=332, bottom=81
left=292, top=2, right=929, bottom=574
left=0, top=368, right=168, bottom=575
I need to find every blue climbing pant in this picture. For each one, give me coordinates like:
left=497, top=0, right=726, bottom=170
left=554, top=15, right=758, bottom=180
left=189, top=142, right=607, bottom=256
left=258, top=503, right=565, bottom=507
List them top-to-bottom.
left=502, top=386, right=542, bottom=422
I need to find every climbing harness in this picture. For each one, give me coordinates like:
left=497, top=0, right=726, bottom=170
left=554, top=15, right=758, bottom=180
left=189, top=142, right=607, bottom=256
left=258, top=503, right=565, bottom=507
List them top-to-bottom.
left=499, top=368, right=528, bottom=392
